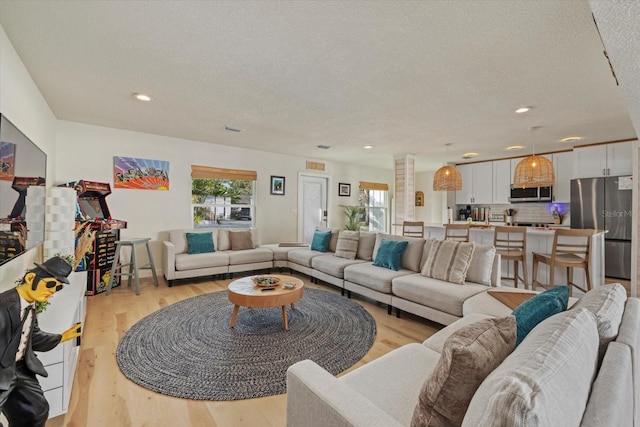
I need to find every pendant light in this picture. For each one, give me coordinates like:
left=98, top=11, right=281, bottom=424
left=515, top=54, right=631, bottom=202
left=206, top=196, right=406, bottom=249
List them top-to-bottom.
left=513, top=126, right=555, bottom=188
left=433, top=143, right=462, bottom=191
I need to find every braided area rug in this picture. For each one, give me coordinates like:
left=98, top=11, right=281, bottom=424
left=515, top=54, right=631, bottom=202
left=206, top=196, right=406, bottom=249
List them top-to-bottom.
left=116, top=288, right=376, bottom=400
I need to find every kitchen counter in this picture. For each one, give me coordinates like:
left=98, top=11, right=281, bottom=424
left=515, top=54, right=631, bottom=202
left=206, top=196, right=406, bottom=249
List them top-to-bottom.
left=423, top=224, right=605, bottom=293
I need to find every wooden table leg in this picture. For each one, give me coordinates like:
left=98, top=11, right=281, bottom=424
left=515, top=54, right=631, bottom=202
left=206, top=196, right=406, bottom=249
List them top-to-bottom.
left=230, top=305, right=240, bottom=327
left=282, top=305, right=288, bottom=330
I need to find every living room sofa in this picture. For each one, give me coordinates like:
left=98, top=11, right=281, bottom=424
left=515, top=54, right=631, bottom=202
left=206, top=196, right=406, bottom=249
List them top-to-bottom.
left=162, top=227, right=273, bottom=286
left=287, top=284, right=639, bottom=427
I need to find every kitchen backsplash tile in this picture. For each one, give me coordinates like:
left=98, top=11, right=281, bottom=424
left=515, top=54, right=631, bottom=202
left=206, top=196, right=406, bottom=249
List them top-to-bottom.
left=457, top=203, right=569, bottom=224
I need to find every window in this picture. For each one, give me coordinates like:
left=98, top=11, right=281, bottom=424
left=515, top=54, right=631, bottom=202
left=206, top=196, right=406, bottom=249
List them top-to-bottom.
left=191, top=166, right=256, bottom=228
left=358, top=181, right=389, bottom=233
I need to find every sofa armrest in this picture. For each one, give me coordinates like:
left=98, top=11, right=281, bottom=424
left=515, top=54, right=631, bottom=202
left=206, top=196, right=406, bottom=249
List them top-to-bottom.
left=162, top=240, right=176, bottom=280
left=490, top=252, right=501, bottom=286
left=287, top=360, right=404, bottom=427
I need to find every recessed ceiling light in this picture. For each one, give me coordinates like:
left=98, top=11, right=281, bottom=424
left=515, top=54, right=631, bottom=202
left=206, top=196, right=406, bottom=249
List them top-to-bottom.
left=133, top=93, right=152, bottom=102
left=515, top=106, right=532, bottom=114
left=223, top=125, right=244, bottom=132
left=560, top=136, right=582, bottom=143
left=363, top=145, right=373, bottom=149
left=506, top=145, right=524, bottom=150
left=462, top=152, right=478, bottom=159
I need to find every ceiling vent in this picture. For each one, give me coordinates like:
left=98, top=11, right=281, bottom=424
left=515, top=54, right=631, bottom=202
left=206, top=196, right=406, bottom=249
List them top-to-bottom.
left=223, top=126, right=243, bottom=132
left=316, top=145, right=331, bottom=149
left=306, top=161, right=326, bottom=171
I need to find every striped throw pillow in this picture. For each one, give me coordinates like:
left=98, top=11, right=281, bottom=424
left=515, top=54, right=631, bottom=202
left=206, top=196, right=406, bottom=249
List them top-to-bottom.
left=334, top=231, right=359, bottom=260
left=421, top=240, right=475, bottom=285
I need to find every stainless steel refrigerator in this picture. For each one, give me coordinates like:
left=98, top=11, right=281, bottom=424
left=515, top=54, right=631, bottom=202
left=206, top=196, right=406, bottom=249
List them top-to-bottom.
left=571, top=176, right=632, bottom=279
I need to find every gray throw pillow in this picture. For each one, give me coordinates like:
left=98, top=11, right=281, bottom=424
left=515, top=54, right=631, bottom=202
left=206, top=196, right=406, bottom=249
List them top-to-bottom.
left=229, top=230, right=254, bottom=250
left=334, top=230, right=359, bottom=260
left=421, top=240, right=475, bottom=285
left=411, top=316, right=516, bottom=427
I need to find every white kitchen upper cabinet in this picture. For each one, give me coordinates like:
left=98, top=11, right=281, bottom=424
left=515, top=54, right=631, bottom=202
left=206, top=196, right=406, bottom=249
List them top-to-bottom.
left=607, top=141, right=633, bottom=176
left=573, top=142, right=633, bottom=178
left=552, top=151, right=573, bottom=203
left=492, top=159, right=511, bottom=204
left=473, top=161, right=494, bottom=204
left=455, top=162, right=493, bottom=204
left=455, top=163, right=474, bottom=204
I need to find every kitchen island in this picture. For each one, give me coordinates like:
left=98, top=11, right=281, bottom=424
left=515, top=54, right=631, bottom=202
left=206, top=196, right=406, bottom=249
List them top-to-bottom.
left=423, top=224, right=605, bottom=294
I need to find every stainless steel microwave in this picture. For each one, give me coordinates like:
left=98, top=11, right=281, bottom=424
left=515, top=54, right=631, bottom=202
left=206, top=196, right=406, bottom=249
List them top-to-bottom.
left=509, top=186, right=552, bottom=202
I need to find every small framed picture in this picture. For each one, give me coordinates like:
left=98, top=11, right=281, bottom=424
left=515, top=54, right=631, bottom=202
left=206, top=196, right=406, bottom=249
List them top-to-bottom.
left=270, top=176, right=285, bottom=195
left=338, top=182, right=351, bottom=197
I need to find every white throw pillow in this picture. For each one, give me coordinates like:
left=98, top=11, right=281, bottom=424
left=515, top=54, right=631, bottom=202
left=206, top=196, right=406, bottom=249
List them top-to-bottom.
left=334, top=230, right=359, bottom=260
left=465, top=244, right=496, bottom=285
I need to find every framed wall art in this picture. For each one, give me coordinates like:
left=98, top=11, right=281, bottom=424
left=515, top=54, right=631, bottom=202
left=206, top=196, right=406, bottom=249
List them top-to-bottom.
left=270, top=175, right=285, bottom=195
left=338, top=182, right=351, bottom=197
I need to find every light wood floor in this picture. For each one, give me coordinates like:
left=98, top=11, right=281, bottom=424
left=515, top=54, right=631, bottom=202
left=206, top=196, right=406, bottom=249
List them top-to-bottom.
left=46, top=274, right=440, bottom=427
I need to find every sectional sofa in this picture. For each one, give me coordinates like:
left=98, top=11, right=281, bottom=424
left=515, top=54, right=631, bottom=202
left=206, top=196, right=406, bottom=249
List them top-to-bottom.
left=163, top=228, right=502, bottom=326
left=287, top=284, right=639, bottom=427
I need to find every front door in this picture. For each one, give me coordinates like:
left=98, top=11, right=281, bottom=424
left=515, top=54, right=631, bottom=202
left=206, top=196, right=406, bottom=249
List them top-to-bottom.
left=298, top=174, right=328, bottom=243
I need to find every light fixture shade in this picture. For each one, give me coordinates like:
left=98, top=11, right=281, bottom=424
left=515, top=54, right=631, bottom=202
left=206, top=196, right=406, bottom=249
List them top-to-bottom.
left=512, top=155, right=555, bottom=188
left=433, top=165, right=462, bottom=191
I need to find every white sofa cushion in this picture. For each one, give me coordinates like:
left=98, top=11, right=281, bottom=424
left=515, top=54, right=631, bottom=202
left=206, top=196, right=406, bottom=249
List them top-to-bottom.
left=357, top=232, right=377, bottom=261
left=465, top=244, right=496, bottom=286
left=227, top=247, right=273, bottom=265
left=288, top=248, right=328, bottom=267
left=175, top=251, right=229, bottom=270
left=312, top=254, right=366, bottom=279
left=344, top=262, right=414, bottom=294
left=392, top=274, right=488, bottom=317
left=571, top=283, right=627, bottom=354
left=462, top=308, right=599, bottom=427
left=340, top=343, right=441, bottom=426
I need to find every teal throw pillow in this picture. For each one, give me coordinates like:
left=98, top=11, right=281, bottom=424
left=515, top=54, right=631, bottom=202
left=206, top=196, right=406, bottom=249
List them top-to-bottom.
left=310, top=229, right=332, bottom=252
left=186, top=232, right=215, bottom=254
left=373, top=239, right=409, bottom=271
left=512, top=285, right=569, bottom=346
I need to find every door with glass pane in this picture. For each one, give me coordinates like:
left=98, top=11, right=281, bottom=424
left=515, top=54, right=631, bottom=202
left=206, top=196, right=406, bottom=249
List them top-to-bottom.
left=298, top=174, right=328, bottom=243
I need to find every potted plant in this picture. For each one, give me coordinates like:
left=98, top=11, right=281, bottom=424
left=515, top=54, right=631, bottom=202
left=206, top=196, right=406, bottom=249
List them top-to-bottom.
left=340, top=205, right=365, bottom=231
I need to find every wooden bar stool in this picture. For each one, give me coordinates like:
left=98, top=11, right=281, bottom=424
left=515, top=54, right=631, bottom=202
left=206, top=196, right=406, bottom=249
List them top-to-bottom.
left=402, top=221, right=424, bottom=238
left=445, top=223, right=470, bottom=242
left=494, top=226, right=528, bottom=289
left=531, top=228, right=595, bottom=296
left=106, top=237, right=159, bottom=295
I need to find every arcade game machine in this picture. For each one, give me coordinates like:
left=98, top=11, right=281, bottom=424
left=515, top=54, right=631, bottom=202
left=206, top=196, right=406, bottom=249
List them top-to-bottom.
left=0, top=177, right=45, bottom=262
left=59, top=180, right=127, bottom=295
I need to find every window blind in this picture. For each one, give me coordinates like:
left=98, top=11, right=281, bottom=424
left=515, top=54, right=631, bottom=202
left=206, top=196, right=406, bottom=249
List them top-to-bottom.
left=191, top=165, right=257, bottom=181
left=358, top=181, right=389, bottom=191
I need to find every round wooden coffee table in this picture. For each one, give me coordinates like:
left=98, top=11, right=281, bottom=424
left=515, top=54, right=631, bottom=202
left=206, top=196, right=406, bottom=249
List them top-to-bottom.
left=227, top=274, right=304, bottom=330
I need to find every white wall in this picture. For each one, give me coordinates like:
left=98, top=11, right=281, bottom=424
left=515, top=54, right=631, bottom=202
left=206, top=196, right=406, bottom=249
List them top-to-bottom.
left=0, top=26, right=57, bottom=290
left=56, top=121, right=392, bottom=274
left=415, top=171, right=446, bottom=225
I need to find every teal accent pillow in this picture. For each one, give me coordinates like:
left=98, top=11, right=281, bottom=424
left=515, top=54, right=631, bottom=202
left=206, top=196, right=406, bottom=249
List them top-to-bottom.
left=310, top=229, right=332, bottom=252
left=186, top=232, right=215, bottom=254
left=373, top=239, right=409, bottom=271
left=512, top=285, right=569, bottom=346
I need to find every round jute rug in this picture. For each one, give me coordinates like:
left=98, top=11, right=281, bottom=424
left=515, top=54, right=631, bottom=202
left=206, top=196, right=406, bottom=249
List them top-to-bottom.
left=116, top=287, right=376, bottom=400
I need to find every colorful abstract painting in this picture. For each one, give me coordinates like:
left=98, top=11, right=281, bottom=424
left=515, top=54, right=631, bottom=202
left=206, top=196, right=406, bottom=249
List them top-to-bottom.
left=0, top=142, right=15, bottom=182
left=114, top=156, right=169, bottom=190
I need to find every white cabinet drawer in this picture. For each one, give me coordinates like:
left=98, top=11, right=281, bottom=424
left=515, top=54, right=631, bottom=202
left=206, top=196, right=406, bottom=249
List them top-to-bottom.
left=36, top=362, right=63, bottom=391
left=44, top=387, right=64, bottom=418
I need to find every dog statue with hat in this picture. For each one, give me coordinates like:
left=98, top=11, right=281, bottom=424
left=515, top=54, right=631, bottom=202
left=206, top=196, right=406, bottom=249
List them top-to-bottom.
left=0, top=256, right=82, bottom=427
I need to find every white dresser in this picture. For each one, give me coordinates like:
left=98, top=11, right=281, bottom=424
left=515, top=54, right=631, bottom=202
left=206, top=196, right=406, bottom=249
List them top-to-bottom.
left=35, top=271, right=87, bottom=418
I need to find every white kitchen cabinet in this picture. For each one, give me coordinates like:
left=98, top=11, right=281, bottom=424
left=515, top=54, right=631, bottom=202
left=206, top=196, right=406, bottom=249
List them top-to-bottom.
left=573, top=141, right=633, bottom=178
left=552, top=151, right=573, bottom=203
left=492, top=159, right=511, bottom=204
left=455, top=162, right=493, bottom=204
left=36, top=271, right=87, bottom=419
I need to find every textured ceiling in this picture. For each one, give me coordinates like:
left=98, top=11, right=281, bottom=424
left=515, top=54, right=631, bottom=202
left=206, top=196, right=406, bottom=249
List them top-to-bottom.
left=0, top=0, right=636, bottom=171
